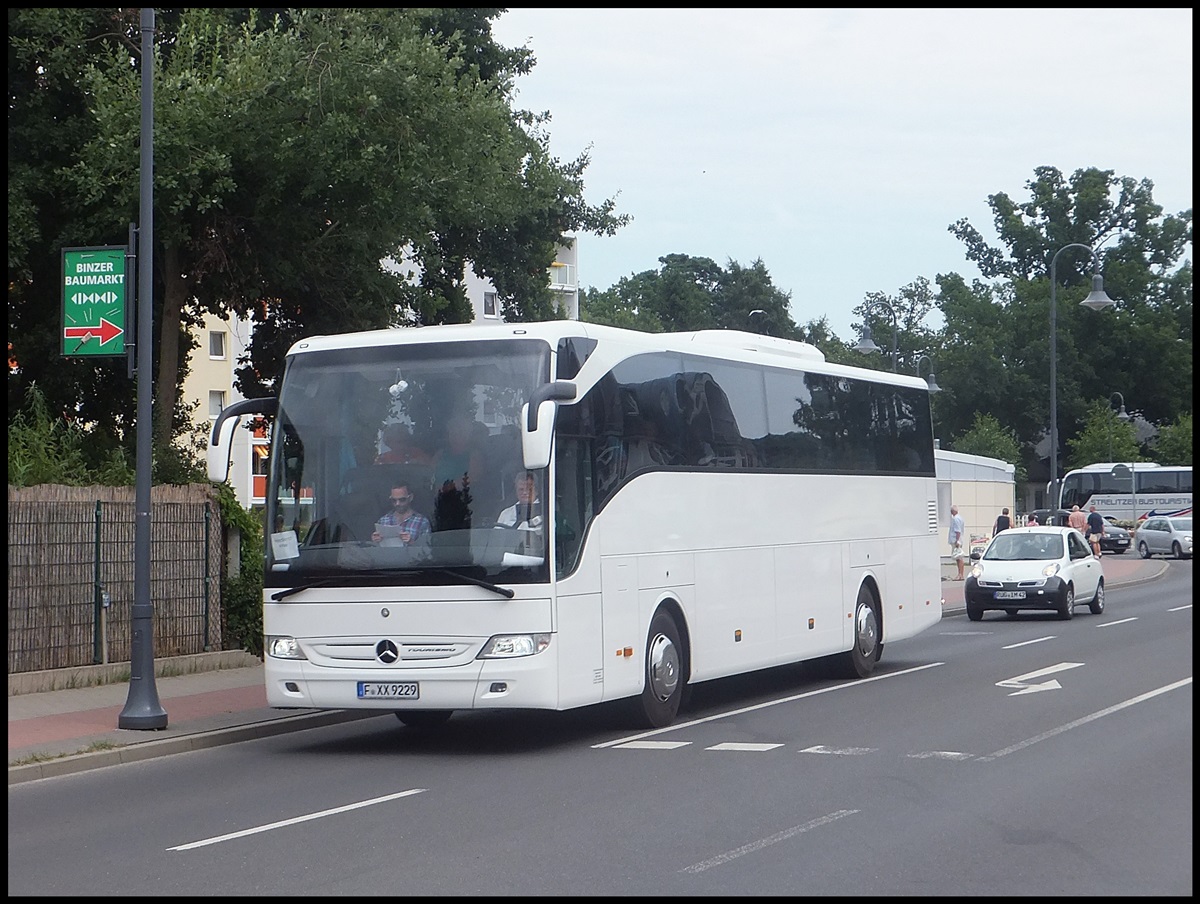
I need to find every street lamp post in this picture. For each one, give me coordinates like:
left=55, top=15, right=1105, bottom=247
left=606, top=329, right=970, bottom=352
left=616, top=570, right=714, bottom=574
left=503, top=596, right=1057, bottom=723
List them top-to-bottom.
left=1048, top=243, right=1116, bottom=512
left=853, top=300, right=898, bottom=371
left=915, top=354, right=941, bottom=393
left=1109, top=394, right=1137, bottom=520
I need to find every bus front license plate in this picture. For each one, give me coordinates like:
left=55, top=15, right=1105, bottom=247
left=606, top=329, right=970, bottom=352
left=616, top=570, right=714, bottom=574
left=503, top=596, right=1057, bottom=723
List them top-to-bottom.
left=995, top=591, right=1025, bottom=600
left=358, top=682, right=419, bottom=700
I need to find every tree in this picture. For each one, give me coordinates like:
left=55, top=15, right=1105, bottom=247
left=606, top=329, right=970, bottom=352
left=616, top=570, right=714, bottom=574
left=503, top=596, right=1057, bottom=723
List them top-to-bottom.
left=8, top=9, right=628, bottom=463
left=939, top=166, right=1192, bottom=486
left=580, top=254, right=803, bottom=338
left=850, top=277, right=940, bottom=373
left=1066, top=401, right=1141, bottom=469
left=949, top=413, right=1025, bottom=482
left=1153, top=414, right=1193, bottom=466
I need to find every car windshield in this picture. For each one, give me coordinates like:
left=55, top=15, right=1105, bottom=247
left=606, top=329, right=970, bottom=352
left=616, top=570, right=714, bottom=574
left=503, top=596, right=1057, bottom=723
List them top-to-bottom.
left=1169, top=518, right=1192, bottom=531
left=984, top=532, right=1063, bottom=561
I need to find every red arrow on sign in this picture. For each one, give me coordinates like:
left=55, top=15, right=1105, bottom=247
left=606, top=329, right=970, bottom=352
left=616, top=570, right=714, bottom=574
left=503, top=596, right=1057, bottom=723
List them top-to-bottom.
left=63, top=318, right=124, bottom=346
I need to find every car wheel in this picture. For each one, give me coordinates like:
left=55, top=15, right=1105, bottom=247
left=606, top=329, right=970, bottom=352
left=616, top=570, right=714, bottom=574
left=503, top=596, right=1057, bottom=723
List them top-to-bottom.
left=1138, top=540, right=1151, bottom=559
left=1172, top=542, right=1184, bottom=559
left=1089, top=579, right=1105, bottom=615
left=831, top=585, right=880, bottom=678
left=1058, top=585, right=1075, bottom=620
left=966, top=602, right=984, bottom=622
left=635, top=609, right=685, bottom=728
left=394, top=710, right=453, bottom=729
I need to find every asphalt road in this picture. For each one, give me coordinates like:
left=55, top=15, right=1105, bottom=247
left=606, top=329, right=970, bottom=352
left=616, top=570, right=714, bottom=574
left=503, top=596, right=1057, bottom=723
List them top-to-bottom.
left=7, top=562, right=1191, bottom=896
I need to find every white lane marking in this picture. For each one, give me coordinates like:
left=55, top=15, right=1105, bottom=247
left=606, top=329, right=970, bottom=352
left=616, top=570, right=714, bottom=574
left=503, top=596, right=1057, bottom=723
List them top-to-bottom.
left=1168, top=604, right=1192, bottom=611
left=1096, top=617, right=1138, bottom=627
left=1002, top=635, right=1055, bottom=649
left=996, top=661, right=1084, bottom=696
left=591, top=662, right=944, bottom=748
left=978, top=677, right=1193, bottom=761
left=613, top=740, right=691, bottom=750
left=706, top=742, right=783, bottom=752
left=799, top=744, right=873, bottom=756
left=907, top=751, right=974, bottom=760
left=167, top=789, right=427, bottom=851
left=680, top=810, right=859, bottom=874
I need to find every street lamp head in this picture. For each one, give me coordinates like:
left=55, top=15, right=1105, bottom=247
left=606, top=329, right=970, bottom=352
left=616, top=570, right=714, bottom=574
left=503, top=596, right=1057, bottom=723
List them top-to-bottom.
left=1080, top=273, right=1116, bottom=310
left=853, top=328, right=881, bottom=356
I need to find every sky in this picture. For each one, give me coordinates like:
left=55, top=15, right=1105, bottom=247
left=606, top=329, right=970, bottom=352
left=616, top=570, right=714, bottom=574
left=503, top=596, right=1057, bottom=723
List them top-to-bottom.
left=490, top=8, right=1193, bottom=341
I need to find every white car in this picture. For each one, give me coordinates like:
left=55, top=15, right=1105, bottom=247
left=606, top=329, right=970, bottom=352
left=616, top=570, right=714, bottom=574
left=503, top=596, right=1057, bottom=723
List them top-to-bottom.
left=1135, top=516, right=1193, bottom=559
left=964, top=526, right=1104, bottom=621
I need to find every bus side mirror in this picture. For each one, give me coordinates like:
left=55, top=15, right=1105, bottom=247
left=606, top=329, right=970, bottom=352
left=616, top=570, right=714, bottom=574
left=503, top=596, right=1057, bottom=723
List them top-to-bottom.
left=520, top=381, right=576, bottom=470
left=207, top=397, right=277, bottom=483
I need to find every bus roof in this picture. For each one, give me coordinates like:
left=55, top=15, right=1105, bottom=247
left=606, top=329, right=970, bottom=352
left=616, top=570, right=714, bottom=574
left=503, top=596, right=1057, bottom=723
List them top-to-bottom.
left=284, top=321, right=930, bottom=391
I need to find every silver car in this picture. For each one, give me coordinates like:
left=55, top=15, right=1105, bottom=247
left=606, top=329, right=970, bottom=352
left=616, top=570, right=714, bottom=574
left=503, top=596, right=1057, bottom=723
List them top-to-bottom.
left=1135, top=516, right=1193, bottom=559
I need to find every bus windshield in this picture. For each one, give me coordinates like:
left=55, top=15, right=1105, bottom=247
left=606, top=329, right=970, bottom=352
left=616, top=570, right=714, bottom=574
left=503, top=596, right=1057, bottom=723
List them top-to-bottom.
left=264, top=337, right=551, bottom=586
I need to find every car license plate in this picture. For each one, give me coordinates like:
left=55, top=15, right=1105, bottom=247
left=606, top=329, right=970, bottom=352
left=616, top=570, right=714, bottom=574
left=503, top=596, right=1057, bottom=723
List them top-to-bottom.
left=1114, top=539, right=1129, bottom=546
left=995, top=591, right=1026, bottom=600
left=357, top=681, right=419, bottom=700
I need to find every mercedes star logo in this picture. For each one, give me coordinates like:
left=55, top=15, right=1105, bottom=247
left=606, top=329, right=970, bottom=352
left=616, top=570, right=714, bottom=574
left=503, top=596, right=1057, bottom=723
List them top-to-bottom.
left=375, top=639, right=399, bottom=664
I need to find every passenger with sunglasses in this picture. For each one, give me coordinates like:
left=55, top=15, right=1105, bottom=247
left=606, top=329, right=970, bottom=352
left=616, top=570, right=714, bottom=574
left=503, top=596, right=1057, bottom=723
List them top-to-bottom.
left=372, top=484, right=431, bottom=547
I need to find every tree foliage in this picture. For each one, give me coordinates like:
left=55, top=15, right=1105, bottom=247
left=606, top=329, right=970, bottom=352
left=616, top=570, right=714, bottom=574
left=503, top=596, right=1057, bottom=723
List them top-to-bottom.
left=8, top=8, right=627, bottom=459
left=1066, top=401, right=1141, bottom=469
left=951, top=413, right=1025, bottom=482
left=1154, top=414, right=1193, bottom=466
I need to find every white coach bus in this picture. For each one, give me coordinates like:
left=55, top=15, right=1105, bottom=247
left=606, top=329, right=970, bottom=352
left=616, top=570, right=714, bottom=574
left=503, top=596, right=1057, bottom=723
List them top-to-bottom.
left=209, top=321, right=943, bottom=729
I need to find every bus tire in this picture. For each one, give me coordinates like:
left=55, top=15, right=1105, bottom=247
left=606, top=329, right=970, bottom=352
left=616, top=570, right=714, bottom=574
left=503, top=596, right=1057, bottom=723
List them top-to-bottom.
left=834, top=585, right=880, bottom=678
left=636, top=610, right=684, bottom=729
left=394, top=710, right=453, bottom=729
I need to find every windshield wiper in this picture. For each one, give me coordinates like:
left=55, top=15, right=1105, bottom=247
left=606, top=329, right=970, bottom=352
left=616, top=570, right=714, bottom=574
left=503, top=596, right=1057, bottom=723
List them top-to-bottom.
left=429, top=568, right=515, bottom=599
left=271, top=569, right=514, bottom=600
left=271, top=578, right=337, bottom=601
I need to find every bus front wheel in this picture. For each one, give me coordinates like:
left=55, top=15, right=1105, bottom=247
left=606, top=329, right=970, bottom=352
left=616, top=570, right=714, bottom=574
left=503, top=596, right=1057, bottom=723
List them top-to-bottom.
left=636, top=610, right=684, bottom=729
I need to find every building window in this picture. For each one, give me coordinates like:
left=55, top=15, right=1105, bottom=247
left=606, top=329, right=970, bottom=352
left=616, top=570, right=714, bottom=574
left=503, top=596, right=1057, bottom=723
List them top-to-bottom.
left=483, top=291, right=498, bottom=318
left=209, top=331, right=226, bottom=359
left=208, top=390, right=225, bottom=418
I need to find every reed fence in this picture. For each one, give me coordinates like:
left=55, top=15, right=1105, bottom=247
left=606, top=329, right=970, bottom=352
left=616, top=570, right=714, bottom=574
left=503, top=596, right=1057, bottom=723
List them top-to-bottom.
left=7, top=484, right=224, bottom=674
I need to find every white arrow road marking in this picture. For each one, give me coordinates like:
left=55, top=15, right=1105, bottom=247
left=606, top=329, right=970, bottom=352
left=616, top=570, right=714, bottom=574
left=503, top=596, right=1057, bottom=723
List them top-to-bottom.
left=996, top=661, right=1084, bottom=696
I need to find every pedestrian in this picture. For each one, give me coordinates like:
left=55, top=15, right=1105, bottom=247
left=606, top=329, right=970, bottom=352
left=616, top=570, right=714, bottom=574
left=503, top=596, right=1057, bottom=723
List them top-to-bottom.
left=948, top=504, right=966, bottom=580
left=1068, top=504, right=1088, bottom=533
left=1086, top=504, right=1106, bottom=558
left=993, top=507, right=1012, bottom=535
left=1026, top=513, right=1039, bottom=526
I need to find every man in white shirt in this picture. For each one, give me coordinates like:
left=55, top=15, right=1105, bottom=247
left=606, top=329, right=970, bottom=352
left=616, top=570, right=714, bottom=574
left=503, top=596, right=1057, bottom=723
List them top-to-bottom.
left=948, top=505, right=966, bottom=580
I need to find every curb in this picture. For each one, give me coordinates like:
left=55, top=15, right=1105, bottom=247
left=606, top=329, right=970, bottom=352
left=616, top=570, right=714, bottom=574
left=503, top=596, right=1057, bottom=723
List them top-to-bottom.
left=8, top=650, right=262, bottom=697
left=8, top=709, right=383, bottom=786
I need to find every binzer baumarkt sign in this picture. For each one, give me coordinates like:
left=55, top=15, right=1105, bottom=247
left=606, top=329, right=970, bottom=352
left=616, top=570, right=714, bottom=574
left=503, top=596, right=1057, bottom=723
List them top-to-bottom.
left=61, top=246, right=128, bottom=357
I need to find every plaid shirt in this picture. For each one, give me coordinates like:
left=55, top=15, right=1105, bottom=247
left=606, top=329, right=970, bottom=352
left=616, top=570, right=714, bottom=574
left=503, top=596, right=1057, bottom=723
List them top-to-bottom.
left=377, top=508, right=431, bottom=542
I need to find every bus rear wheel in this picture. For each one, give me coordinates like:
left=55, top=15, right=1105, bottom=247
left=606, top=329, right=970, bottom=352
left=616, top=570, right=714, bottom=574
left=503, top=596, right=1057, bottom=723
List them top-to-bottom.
left=833, top=585, right=880, bottom=678
left=636, top=610, right=684, bottom=729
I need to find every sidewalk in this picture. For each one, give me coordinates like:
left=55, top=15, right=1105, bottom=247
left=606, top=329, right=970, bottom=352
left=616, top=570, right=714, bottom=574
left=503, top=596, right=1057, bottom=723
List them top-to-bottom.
left=9, top=555, right=1170, bottom=785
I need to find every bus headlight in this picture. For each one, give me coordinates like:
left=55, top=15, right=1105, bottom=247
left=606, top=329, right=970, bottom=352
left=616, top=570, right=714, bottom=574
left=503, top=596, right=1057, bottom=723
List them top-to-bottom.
left=477, top=633, right=552, bottom=659
left=266, top=636, right=307, bottom=660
